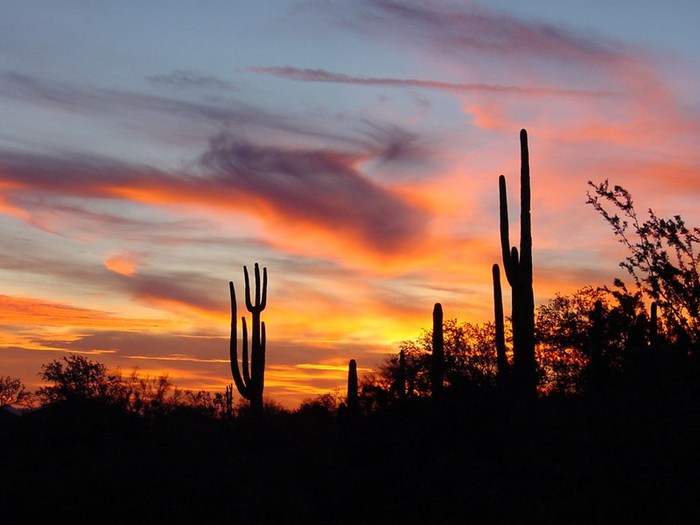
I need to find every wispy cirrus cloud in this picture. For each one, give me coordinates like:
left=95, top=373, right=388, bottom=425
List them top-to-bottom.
left=316, top=0, right=699, bottom=147
left=329, top=0, right=632, bottom=65
left=249, top=66, right=615, bottom=98
left=0, top=70, right=444, bottom=167
left=146, top=70, right=238, bottom=91
left=0, top=72, right=331, bottom=149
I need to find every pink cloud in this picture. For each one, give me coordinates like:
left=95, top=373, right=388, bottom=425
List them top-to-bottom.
left=249, top=66, right=613, bottom=98
left=105, top=252, right=140, bottom=276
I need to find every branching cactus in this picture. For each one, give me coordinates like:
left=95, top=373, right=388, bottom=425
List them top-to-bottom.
left=499, top=129, right=537, bottom=398
left=229, top=263, right=268, bottom=416
left=492, top=264, right=509, bottom=382
left=431, top=303, right=444, bottom=398
left=347, top=359, right=358, bottom=414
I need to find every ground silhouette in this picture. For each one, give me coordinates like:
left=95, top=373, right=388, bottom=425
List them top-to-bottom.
left=2, top=363, right=700, bottom=523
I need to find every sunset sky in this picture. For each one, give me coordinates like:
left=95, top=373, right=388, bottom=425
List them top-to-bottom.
left=1, top=1, right=699, bottom=408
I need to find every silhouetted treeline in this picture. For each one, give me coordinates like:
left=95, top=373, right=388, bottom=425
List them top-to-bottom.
left=3, top=353, right=700, bottom=522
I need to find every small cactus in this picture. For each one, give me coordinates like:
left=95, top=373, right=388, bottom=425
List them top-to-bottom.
left=587, top=299, right=605, bottom=389
left=649, top=302, right=658, bottom=353
left=431, top=303, right=444, bottom=398
left=397, top=349, right=407, bottom=400
left=347, top=359, right=358, bottom=414
left=224, top=383, right=234, bottom=419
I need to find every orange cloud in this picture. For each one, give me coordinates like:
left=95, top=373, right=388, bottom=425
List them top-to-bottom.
left=105, top=252, right=140, bottom=276
left=0, top=294, right=165, bottom=329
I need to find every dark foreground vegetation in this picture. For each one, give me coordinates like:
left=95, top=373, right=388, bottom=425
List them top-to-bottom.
left=3, top=130, right=700, bottom=522
left=2, top=364, right=700, bottom=523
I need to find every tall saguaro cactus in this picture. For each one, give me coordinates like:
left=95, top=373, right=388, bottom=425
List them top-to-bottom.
left=499, top=129, right=536, bottom=397
left=229, top=263, right=268, bottom=416
left=431, top=303, right=444, bottom=398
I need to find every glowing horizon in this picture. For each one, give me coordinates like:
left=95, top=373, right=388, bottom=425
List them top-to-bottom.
left=1, top=1, right=699, bottom=408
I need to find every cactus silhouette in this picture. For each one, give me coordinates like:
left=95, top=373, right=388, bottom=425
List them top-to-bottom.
left=499, top=129, right=536, bottom=398
left=229, top=263, right=268, bottom=416
left=492, top=264, right=509, bottom=382
left=588, top=299, right=605, bottom=388
left=649, top=301, right=658, bottom=353
left=431, top=303, right=444, bottom=398
left=397, top=349, right=407, bottom=400
left=347, top=359, right=358, bottom=414
left=224, top=383, right=234, bottom=419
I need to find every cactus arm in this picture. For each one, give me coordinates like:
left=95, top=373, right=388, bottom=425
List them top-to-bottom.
left=499, top=175, right=517, bottom=286
left=244, top=263, right=268, bottom=313
left=492, top=264, right=509, bottom=378
left=244, top=265, right=253, bottom=312
left=259, top=266, right=268, bottom=311
left=229, top=281, right=251, bottom=400
left=241, top=317, right=251, bottom=387
left=254, top=321, right=266, bottom=403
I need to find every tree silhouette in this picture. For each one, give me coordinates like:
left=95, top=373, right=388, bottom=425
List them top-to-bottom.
left=588, top=180, right=700, bottom=350
left=534, top=284, right=652, bottom=394
left=368, top=318, right=499, bottom=402
left=37, top=354, right=118, bottom=404
left=0, top=376, right=29, bottom=406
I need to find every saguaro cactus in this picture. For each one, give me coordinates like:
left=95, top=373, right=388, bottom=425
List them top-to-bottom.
left=499, top=129, right=536, bottom=397
left=229, top=263, right=268, bottom=416
left=492, top=264, right=509, bottom=382
left=587, top=299, right=605, bottom=389
left=649, top=302, right=658, bottom=353
left=431, top=303, right=444, bottom=398
left=397, top=349, right=407, bottom=400
left=347, top=359, right=358, bottom=414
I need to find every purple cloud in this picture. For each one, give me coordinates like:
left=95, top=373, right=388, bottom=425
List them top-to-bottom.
left=335, top=0, right=630, bottom=64
left=249, top=66, right=614, bottom=98
left=146, top=70, right=238, bottom=91
left=200, top=135, right=430, bottom=253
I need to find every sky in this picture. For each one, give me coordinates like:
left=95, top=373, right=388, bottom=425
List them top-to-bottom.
left=1, top=1, right=699, bottom=408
